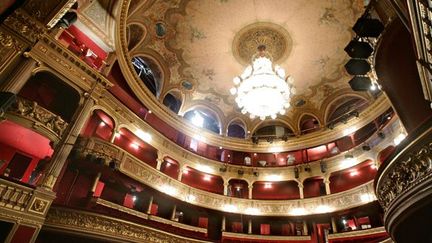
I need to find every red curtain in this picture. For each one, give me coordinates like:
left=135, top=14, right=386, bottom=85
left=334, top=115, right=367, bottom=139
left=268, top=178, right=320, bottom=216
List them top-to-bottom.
left=94, top=181, right=105, bottom=197
left=123, top=193, right=135, bottom=208
left=198, top=217, right=208, bottom=228
left=232, top=222, right=243, bottom=233
left=260, top=224, right=270, bottom=235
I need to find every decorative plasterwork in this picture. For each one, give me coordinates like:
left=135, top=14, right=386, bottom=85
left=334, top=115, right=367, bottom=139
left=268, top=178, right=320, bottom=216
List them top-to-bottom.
left=116, top=0, right=373, bottom=138
left=232, top=22, right=292, bottom=65
left=5, top=97, right=69, bottom=142
left=376, top=126, right=432, bottom=213
left=74, top=136, right=393, bottom=216
left=44, top=207, right=212, bottom=243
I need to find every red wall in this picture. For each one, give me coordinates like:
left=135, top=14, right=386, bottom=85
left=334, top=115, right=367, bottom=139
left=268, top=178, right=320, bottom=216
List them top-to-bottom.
left=330, top=160, right=376, bottom=193
left=181, top=167, right=224, bottom=194
left=252, top=181, right=300, bottom=200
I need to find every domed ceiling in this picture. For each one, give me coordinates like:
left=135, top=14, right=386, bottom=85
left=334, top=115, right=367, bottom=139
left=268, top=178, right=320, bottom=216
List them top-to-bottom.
left=126, top=0, right=369, bottom=128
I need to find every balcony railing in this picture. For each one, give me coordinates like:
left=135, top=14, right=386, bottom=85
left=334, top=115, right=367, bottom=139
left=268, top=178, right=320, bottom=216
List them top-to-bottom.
left=5, top=96, right=68, bottom=142
left=75, top=137, right=378, bottom=216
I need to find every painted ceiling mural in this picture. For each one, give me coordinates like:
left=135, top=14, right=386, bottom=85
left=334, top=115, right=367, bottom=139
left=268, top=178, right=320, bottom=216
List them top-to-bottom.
left=126, top=0, right=369, bottom=126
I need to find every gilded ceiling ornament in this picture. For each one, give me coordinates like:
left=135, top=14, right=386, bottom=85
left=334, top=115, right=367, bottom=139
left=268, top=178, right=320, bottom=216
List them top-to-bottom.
left=232, top=22, right=292, bottom=65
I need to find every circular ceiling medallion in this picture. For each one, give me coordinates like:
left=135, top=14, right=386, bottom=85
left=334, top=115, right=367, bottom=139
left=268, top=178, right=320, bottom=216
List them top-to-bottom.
left=233, top=22, right=293, bottom=65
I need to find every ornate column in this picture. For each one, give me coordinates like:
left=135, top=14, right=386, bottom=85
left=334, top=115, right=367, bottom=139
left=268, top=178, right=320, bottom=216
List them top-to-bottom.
left=0, top=54, right=37, bottom=93
left=39, top=93, right=95, bottom=190
left=156, top=158, right=163, bottom=171
left=177, top=170, right=183, bottom=181
left=90, top=172, right=102, bottom=195
left=324, top=178, right=331, bottom=195
left=223, top=181, right=229, bottom=196
left=298, top=183, right=304, bottom=199
left=248, top=184, right=253, bottom=199
left=147, top=196, right=154, bottom=214
left=171, top=205, right=177, bottom=220
left=221, top=216, right=226, bottom=232
left=331, top=217, right=338, bottom=233
left=248, top=219, right=252, bottom=234
left=303, top=221, right=308, bottom=236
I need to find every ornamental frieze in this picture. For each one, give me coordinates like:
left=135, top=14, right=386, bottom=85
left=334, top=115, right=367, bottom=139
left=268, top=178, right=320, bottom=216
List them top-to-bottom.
left=376, top=131, right=432, bottom=211
left=45, top=207, right=210, bottom=243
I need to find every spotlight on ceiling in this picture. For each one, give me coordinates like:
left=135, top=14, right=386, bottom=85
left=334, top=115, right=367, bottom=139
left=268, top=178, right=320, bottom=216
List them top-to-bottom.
left=353, top=17, right=384, bottom=38
left=344, top=40, right=373, bottom=59
left=345, top=59, right=371, bottom=75
left=349, top=76, right=372, bottom=91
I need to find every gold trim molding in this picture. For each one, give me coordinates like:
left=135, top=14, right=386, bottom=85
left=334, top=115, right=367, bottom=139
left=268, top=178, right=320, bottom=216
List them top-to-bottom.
left=44, top=207, right=211, bottom=243
left=328, top=226, right=387, bottom=239
left=222, top=231, right=311, bottom=241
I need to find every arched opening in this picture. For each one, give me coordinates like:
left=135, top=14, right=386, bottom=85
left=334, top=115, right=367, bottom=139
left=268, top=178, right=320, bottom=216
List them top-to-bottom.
left=127, top=23, right=145, bottom=51
left=131, top=56, right=162, bottom=97
left=19, top=72, right=80, bottom=122
left=163, top=90, right=182, bottom=114
left=326, top=96, right=368, bottom=129
left=184, top=108, right=221, bottom=134
left=81, top=109, right=115, bottom=141
left=299, top=114, right=320, bottom=135
left=227, top=120, right=246, bottom=138
left=252, top=123, right=294, bottom=144
left=113, top=128, right=158, bottom=168
left=160, top=157, right=180, bottom=180
left=329, top=160, right=376, bottom=194
left=181, top=166, right=224, bottom=195
left=303, top=177, right=325, bottom=198
left=227, top=179, right=249, bottom=198
left=252, top=180, right=300, bottom=200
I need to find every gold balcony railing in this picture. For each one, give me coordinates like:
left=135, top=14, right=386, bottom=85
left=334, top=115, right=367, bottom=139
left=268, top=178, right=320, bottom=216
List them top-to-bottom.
left=5, top=96, right=68, bottom=142
left=76, top=137, right=378, bottom=216
left=0, top=178, right=55, bottom=221
left=94, top=198, right=208, bottom=234
left=44, top=207, right=211, bottom=243
left=222, top=231, right=311, bottom=241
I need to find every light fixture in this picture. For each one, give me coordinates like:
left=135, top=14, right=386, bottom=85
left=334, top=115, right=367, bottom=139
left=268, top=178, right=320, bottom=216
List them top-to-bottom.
left=231, top=45, right=295, bottom=120
left=191, top=111, right=204, bottom=127
left=99, top=121, right=106, bottom=127
left=136, top=129, right=152, bottom=143
left=393, top=133, right=406, bottom=145
left=130, top=142, right=139, bottom=150
left=342, top=154, right=356, bottom=168
left=196, top=164, right=214, bottom=174
left=349, top=170, right=359, bottom=176
left=265, top=174, right=282, bottom=181
left=203, top=175, right=211, bottom=181
left=264, top=182, right=272, bottom=189
left=161, top=185, right=177, bottom=196
left=360, top=193, right=375, bottom=202
left=186, top=194, right=196, bottom=202
left=132, top=196, right=137, bottom=202
left=223, top=204, right=238, bottom=212
left=315, top=205, right=333, bottom=214
left=245, top=207, right=260, bottom=215
left=290, top=207, right=307, bottom=216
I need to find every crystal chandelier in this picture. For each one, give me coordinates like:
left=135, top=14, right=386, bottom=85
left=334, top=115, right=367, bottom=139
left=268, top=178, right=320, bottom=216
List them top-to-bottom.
left=230, top=45, right=295, bottom=120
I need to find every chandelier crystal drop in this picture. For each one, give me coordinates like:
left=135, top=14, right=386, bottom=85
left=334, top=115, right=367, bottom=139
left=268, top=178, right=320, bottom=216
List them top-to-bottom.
left=231, top=45, right=295, bottom=120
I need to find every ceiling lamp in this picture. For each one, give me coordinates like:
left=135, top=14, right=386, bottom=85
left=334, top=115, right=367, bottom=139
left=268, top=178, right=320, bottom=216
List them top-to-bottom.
left=231, top=45, right=295, bottom=120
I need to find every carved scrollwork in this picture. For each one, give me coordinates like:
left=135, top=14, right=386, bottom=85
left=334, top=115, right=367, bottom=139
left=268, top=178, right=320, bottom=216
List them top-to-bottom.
left=8, top=97, right=69, bottom=138
left=376, top=140, right=432, bottom=211
left=45, top=207, right=209, bottom=243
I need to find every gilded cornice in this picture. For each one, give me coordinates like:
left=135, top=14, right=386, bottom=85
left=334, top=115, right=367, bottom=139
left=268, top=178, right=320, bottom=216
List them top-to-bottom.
left=29, top=34, right=113, bottom=98
left=77, top=137, right=380, bottom=216
left=44, top=207, right=212, bottom=243
left=328, top=226, right=387, bottom=239
left=222, top=232, right=312, bottom=241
